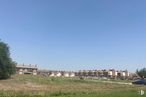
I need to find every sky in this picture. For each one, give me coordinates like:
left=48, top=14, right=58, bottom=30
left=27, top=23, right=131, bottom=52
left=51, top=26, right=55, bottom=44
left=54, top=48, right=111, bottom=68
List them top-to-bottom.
left=0, top=0, right=146, bottom=72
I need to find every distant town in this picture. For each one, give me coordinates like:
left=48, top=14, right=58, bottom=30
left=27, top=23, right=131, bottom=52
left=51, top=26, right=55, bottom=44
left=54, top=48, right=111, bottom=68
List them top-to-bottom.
left=16, top=64, right=138, bottom=80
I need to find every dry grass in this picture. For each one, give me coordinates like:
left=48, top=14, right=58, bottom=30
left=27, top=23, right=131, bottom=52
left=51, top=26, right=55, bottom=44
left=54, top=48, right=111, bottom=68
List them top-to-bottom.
left=0, top=75, right=145, bottom=97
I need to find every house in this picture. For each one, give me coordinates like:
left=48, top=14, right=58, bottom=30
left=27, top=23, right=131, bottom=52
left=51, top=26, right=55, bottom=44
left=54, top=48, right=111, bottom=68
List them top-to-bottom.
left=16, top=64, right=37, bottom=75
left=108, top=70, right=113, bottom=77
left=49, top=72, right=55, bottom=77
left=56, top=72, right=62, bottom=77
left=62, top=72, right=70, bottom=77
left=69, top=72, right=75, bottom=77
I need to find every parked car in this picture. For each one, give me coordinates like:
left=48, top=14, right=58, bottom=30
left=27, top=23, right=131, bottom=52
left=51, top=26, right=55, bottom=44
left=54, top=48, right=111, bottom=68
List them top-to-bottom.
left=132, top=79, right=146, bottom=85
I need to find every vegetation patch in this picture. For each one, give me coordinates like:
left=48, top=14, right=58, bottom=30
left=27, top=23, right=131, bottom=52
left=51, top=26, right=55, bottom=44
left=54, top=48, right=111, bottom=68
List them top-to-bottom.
left=0, top=75, right=145, bottom=97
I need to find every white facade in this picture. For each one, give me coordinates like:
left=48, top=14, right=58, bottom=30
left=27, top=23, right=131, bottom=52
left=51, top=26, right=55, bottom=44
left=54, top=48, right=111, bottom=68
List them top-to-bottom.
left=33, top=70, right=37, bottom=75
left=108, top=71, right=113, bottom=76
left=115, top=71, right=118, bottom=76
left=19, top=72, right=23, bottom=75
left=56, top=72, right=61, bottom=77
left=122, top=72, right=126, bottom=76
left=127, top=72, right=130, bottom=76
left=50, top=73, right=55, bottom=77
left=64, top=73, right=69, bottom=77
left=70, top=73, right=75, bottom=77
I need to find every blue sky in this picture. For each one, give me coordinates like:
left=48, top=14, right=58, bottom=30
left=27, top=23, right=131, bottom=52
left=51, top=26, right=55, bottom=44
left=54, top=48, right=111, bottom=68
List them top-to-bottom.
left=0, top=0, right=146, bottom=72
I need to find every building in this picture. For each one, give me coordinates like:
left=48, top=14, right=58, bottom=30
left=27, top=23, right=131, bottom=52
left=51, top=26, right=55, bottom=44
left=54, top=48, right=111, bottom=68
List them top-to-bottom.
left=16, top=64, right=38, bottom=75
left=76, top=69, right=130, bottom=79
left=62, top=72, right=70, bottom=77
left=69, top=72, right=75, bottom=77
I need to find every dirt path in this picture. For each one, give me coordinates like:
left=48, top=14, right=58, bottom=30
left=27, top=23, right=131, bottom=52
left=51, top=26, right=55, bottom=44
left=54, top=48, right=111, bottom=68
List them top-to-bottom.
left=87, top=79, right=132, bottom=85
left=102, top=81, right=132, bottom=85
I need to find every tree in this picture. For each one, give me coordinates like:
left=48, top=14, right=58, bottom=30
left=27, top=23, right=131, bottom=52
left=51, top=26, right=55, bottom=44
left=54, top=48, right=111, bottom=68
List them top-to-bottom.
left=0, top=40, right=16, bottom=79
left=136, top=68, right=146, bottom=79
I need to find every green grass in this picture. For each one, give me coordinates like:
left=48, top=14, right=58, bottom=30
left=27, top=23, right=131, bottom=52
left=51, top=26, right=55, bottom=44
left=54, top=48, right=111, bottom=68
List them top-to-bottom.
left=0, top=75, right=145, bottom=97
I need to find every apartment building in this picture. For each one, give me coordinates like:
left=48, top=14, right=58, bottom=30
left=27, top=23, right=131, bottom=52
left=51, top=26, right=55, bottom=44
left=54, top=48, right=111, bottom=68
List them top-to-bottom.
left=16, top=64, right=38, bottom=75
left=77, top=69, right=130, bottom=79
